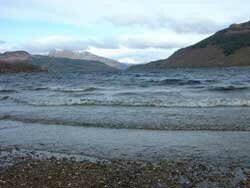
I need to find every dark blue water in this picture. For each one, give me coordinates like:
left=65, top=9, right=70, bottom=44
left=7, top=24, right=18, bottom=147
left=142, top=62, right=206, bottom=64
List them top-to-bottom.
left=1, top=67, right=250, bottom=130
left=1, top=67, right=250, bottom=107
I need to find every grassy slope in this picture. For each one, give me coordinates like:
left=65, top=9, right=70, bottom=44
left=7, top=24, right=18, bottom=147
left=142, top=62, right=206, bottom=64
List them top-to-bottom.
left=129, top=22, right=250, bottom=70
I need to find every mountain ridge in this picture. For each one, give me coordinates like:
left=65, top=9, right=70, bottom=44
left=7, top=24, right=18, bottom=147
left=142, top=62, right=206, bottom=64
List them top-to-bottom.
left=129, top=21, right=250, bottom=71
left=49, top=49, right=128, bottom=70
left=0, top=51, right=119, bottom=73
left=0, top=51, right=44, bottom=73
left=31, top=55, right=118, bottom=73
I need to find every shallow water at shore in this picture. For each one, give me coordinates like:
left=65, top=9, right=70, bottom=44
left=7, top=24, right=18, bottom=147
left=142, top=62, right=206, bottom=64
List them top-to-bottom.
left=1, top=105, right=250, bottom=131
left=1, top=120, right=250, bottom=167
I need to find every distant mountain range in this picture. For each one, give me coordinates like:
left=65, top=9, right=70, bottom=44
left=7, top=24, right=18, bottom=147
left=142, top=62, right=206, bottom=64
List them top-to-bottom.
left=129, top=21, right=250, bottom=71
left=49, top=49, right=129, bottom=70
left=0, top=51, right=119, bottom=73
left=31, top=55, right=118, bottom=73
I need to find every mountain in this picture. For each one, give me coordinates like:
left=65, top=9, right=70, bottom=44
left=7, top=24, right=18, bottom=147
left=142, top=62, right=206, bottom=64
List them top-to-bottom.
left=129, top=21, right=250, bottom=71
left=49, top=49, right=128, bottom=70
left=0, top=51, right=44, bottom=73
left=0, top=51, right=118, bottom=73
left=0, top=51, right=32, bottom=63
left=31, top=55, right=118, bottom=73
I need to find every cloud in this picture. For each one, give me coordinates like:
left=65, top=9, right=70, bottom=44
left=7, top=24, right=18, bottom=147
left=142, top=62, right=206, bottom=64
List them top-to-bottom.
left=1, top=0, right=250, bottom=28
left=106, top=16, right=226, bottom=35
left=166, top=19, right=225, bottom=34
left=16, top=29, right=208, bottom=56
left=117, top=31, right=209, bottom=49
left=20, top=35, right=119, bottom=54
left=20, top=36, right=87, bottom=53
left=0, top=40, right=20, bottom=53
left=88, top=46, right=178, bottom=64
left=118, top=58, right=139, bottom=64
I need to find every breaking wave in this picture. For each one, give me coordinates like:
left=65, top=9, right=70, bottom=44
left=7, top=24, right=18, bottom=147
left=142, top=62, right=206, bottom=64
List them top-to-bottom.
left=51, top=87, right=101, bottom=93
left=10, top=97, right=250, bottom=108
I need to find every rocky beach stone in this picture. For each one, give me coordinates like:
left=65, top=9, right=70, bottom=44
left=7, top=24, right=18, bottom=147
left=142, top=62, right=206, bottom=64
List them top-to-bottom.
left=0, top=157, right=249, bottom=188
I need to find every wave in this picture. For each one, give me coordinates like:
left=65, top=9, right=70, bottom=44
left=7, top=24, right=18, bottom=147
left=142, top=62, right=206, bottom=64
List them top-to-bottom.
left=157, top=78, right=203, bottom=86
left=209, top=86, right=249, bottom=92
left=32, top=87, right=49, bottom=91
left=51, top=87, right=100, bottom=93
left=0, top=89, right=17, bottom=93
left=114, top=92, right=143, bottom=96
left=0, top=96, right=10, bottom=101
left=11, top=97, right=250, bottom=108
left=1, top=113, right=250, bottom=131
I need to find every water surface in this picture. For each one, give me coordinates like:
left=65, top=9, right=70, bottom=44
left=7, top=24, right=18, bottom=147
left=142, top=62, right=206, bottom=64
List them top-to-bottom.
left=1, top=67, right=250, bottom=165
left=1, top=67, right=250, bottom=130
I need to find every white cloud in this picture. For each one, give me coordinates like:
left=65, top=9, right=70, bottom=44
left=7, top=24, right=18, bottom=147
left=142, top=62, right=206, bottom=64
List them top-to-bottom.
left=2, top=0, right=250, bottom=27
left=106, top=16, right=227, bottom=35
left=14, top=28, right=209, bottom=55
left=117, top=31, right=209, bottom=49
left=19, top=35, right=119, bottom=54
left=21, top=35, right=89, bottom=53
left=0, top=41, right=20, bottom=53
left=87, top=46, right=178, bottom=64
left=118, top=58, right=139, bottom=64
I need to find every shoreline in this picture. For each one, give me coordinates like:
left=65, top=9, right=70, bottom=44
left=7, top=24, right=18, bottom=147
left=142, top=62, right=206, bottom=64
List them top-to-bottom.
left=1, top=121, right=250, bottom=168
left=0, top=145, right=250, bottom=187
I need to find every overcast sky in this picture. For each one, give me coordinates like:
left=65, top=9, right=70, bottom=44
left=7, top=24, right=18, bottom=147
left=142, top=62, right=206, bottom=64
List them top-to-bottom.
left=1, top=0, right=250, bottom=64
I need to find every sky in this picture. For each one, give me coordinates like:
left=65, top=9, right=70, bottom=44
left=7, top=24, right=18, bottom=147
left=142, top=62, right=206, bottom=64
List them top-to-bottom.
left=0, top=0, right=250, bottom=64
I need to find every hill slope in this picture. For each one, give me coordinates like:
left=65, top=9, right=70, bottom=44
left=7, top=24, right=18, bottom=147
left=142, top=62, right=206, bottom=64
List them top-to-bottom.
left=129, top=21, right=250, bottom=71
left=49, top=49, right=128, bottom=70
left=0, top=51, right=44, bottom=73
left=0, top=51, right=118, bottom=73
left=31, top=55, right=118, bottom=73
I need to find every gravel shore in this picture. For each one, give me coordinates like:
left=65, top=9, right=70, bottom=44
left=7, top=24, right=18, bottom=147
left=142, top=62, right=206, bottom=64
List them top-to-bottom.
left=0, top=158, right=249, bottom=188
